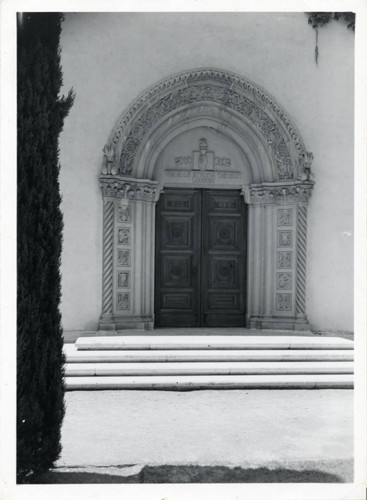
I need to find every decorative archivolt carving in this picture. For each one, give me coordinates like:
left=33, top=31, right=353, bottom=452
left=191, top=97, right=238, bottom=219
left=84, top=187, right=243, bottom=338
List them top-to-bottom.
left=103, top=68, right=313, bottom=181
left=118, top=84, right=293, bottom=179
left=99, top=177, right=158, bottom=201
left=248, top=182, right=314, bottom=205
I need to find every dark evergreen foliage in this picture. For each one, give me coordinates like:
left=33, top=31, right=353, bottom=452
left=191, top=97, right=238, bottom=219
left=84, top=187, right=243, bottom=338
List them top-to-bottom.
left=17, top=12, right=74, bottom=483
left=307, top=12, right=355, bottom=31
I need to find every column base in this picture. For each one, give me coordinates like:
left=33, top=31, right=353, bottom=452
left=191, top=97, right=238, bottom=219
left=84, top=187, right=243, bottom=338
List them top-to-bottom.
left=98, top=315, right=154, bottom=332
left=249, top=315, right=311, bottom=332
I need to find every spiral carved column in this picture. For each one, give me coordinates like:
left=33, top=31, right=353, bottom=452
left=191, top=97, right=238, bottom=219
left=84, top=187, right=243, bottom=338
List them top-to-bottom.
left=101, top=200, right=115, bottom=315
left=296, top=205, right=308, bottom=316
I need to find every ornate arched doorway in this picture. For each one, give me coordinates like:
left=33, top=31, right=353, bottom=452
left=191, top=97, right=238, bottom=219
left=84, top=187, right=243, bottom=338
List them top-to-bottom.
left=98, top=68, right=314, bottom=331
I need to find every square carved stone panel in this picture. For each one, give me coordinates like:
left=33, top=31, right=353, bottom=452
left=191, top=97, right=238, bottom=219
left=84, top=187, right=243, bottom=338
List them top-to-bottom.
left=118, top=206, right=132, bottom=223
left=277, top=208, right=293, bottom=226
left=164, top=218, right=191, bottom=248
left=210, top=219, right=238, bottom=249
left=118, top=227, right=131, bottom=245
left=277, top=230, right=292, bottom=247
left=117, top=249, right=130, bottom=267
left=277, top=251, right=292, bottom=269
left=163, top=255, right=192, bottom=287
left=210, top=257, right=238, bottom=288
left=117, top=271, right=130, bottom=288
left=276, top=272, right=292, bottom=290
left=116, top=292, right=130, bottom=310
left=276, top=293, right=292, bottom=311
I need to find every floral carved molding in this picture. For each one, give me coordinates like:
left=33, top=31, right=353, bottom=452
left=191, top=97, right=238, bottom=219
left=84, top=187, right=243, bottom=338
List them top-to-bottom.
left=101, top=68, right=314, bottom=182
left=99, top=176, right=159, bottom=201
left=246, top=182, right=314, bottom=205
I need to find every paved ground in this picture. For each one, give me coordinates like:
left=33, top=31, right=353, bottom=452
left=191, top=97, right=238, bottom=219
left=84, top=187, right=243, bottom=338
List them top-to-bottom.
left=52, top=389, right=353, bottom=482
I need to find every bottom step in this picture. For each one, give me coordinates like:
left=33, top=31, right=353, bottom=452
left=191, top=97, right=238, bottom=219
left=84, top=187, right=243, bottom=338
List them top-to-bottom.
left=65, top=374, right=354, bottom=390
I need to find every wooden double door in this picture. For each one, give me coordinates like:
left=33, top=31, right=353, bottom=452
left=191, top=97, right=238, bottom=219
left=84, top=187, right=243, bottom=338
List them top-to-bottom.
left=155, top=189, right=247, bottom=327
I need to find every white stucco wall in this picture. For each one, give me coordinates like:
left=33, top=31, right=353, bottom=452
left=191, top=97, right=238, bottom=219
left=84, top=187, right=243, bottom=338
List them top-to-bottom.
left=59, top=12, right=354, bottom=332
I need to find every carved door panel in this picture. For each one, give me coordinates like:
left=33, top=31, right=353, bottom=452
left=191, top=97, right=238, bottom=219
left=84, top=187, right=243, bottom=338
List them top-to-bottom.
left=155, top=189, right=246, bottom=327
left=155, top=190, right=201, bottom=327
left=201, top=190, right=246, bottom=326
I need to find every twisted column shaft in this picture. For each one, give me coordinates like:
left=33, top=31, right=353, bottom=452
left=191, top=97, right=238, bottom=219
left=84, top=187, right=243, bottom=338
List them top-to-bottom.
left=102, top=200, right=114, bottom=314
left=296, top=205, right=307, bottom=315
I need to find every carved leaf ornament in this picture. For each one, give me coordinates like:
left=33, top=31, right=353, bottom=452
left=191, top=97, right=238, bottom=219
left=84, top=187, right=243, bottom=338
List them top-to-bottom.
left=102, top=69, right=313, bottom=182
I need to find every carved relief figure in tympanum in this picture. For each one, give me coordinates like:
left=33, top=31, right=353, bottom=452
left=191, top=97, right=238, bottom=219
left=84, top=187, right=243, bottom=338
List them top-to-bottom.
left=198, top=138, right=208, bottom=169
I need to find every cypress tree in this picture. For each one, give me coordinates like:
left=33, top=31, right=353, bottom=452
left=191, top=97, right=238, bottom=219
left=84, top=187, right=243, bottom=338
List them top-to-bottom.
left=17, top=13, right=74, bottom=483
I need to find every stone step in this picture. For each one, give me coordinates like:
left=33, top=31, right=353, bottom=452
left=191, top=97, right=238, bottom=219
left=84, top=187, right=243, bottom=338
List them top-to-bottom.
left=75, top=335, right=354, bottom=351
left=64, top=345, right=353, bottom=363
left=65, top=360, right=354, bottom=377
left=65, top=373, right=354, bottom=390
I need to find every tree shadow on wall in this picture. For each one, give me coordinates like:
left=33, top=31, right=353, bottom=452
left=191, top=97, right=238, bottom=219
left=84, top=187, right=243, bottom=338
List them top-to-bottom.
left=35, top=465, right=349, bottom=484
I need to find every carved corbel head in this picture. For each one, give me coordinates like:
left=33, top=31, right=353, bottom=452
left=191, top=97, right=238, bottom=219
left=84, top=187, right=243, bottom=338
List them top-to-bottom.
left=102, top=144, right=117, bottom=175
left=298, top=151, right=314, bottom=181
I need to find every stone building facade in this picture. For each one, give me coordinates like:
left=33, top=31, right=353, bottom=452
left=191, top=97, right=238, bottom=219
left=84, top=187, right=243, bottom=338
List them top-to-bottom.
left=59, top=13, right=354, bottom=334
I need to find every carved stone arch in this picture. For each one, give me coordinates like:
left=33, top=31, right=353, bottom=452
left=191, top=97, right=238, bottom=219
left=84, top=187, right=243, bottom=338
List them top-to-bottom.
left=98, top=68, right=315, bottom=332
left=102, top=68, right=311, bottom=182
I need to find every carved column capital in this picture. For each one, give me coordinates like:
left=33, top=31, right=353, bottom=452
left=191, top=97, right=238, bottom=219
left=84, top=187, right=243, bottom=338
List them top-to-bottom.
left=99, top=176, right=159, bottom=202
left=247, top=181, right=314, bottom=205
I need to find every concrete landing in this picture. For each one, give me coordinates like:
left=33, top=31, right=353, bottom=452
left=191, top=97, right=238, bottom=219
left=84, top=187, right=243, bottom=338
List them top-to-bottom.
left=75, top=335, right=353, bottom=350
left=56, top=389, right=353, bottom=481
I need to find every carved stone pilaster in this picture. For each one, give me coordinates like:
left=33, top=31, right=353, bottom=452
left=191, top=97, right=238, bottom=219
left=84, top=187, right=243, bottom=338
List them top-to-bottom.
left=101, top=200, right=115, bottom=317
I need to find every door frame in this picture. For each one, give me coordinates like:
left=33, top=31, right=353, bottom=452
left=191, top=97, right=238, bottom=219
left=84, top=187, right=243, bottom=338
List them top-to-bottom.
left=98, top=68, right=314, bottom=332
left=154, top=188, right=247, bottom=328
